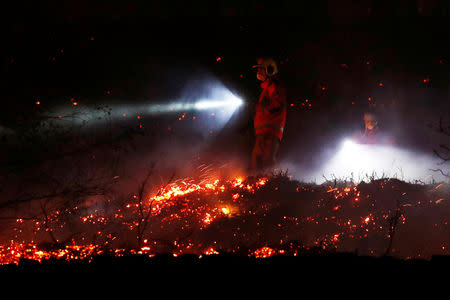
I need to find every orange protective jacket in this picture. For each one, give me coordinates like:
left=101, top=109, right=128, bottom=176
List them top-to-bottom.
left=254, top=77, right=287, bottom=141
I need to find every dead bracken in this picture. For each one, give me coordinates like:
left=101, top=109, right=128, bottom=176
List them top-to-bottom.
left=1, top=174, right=449, bottom=265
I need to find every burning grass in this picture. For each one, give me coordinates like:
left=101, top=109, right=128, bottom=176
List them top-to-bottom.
left=1, top=173, right=450, bottom=265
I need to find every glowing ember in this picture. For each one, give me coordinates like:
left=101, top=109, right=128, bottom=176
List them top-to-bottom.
left=1, top=175, right=449, bottom=265
left=203, top=213, right=213, bottom=225
left=0, top=242, right=103, bottom=265
left=251, top=247, right=278, bottom=258
left=203, top=248, right=219, bottom=255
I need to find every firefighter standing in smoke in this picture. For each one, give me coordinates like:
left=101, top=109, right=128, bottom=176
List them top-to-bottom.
left=251, top=57, right=287, bottom=171
left=354, top=112, right=394, bottom=145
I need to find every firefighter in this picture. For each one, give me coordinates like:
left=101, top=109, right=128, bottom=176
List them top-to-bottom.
left=250, top=57, right=287, bottom=172
left=354, top=112, right=394, bottom=145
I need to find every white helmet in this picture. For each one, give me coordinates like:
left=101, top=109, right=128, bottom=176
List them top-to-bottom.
left=252, top=57, right=279, bottom=77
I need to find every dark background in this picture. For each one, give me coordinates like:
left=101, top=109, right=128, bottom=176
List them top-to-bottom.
left=1, top=0, right=449, bottom=174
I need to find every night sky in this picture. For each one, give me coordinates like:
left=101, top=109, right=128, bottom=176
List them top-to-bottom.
left=0, top=2, right=448, bottom=157
left=0, top=3, right=449, bottom=176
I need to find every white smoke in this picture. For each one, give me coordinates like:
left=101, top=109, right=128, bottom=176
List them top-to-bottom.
left=281, top=139, right=448, bottom=184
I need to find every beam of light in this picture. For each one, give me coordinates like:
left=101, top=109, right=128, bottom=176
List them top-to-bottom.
left=35, top=82, right=244, bottom=135
left=143, top=89, right=242, bottom=116
left=49, top=91, right=243, bottom=121
left=193, top=95, right=242, bottom=111
left=309, top=139, right=446, bottom=183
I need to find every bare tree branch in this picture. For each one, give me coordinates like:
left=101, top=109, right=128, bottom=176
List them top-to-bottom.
left=429, top=168, right=450, bottom=177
